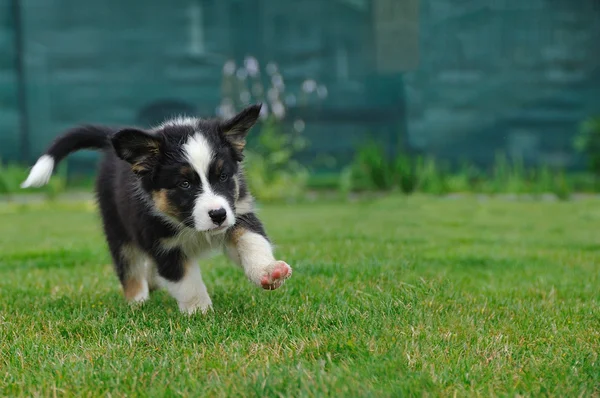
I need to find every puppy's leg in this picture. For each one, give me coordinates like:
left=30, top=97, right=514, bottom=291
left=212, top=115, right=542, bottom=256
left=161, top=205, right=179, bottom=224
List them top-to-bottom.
left=99, top=195, right=150, bottom=304
left=225, top=213, right=292, bottom=290
left=118, top=244, right=151, bottom=304
left=154, top=250, right=212, bottom=315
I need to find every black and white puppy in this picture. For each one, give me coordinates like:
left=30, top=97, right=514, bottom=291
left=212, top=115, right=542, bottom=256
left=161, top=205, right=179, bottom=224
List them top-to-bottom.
left=21, top=104, right=292, bottom=314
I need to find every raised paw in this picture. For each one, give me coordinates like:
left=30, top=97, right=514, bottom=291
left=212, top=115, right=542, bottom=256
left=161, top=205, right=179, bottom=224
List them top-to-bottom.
left=259, top=261, right=292, bottom=290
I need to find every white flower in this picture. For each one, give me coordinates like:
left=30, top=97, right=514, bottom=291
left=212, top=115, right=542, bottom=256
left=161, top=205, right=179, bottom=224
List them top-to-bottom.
left=244, top=56, right=260, bottom=77
left=223, top=60, right=236, bottom=76
left=236, top=68, right=248, bottom=80
left=271, top=74, right=285, bottom=90
left=302, top=79, right=317, bottom=93
left=317, top=85, right=328, bottom=99
left=267, top=87, right=280, bottom=102
left=272, top=101, right=286, bottom=119
left=218, top=102, right=235, bottom=119
left=293, top=119, right=305, bottom=132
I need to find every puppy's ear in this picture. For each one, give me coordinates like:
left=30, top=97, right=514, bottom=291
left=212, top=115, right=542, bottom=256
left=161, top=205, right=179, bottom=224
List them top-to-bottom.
left=220, top=103, right=262, bottom=160
left=112, top=129, right=162, bottom=175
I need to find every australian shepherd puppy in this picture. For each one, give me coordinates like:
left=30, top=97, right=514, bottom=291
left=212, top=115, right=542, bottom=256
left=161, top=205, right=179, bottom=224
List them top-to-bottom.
left=21, top=104, right=292, bottom=314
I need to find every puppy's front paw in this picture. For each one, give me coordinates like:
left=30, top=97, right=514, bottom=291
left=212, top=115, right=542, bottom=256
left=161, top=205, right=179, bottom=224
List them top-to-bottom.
left=257, top=260, right=292, bottom=290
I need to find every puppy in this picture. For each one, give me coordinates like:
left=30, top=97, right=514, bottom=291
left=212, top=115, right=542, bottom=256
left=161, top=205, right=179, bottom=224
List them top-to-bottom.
left=21, top=104, right=292, bottom=314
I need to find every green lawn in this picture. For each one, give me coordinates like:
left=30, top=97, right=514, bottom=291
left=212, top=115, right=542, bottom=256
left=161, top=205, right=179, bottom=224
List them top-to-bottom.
left=1, top=195, right=599, bottom=396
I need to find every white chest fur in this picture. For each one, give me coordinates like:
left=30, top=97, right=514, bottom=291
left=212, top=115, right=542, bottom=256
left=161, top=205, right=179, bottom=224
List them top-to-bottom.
left=160, top=228, right=226, bottom=259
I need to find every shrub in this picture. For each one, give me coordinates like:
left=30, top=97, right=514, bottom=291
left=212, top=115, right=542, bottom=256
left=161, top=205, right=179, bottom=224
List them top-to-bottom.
left=216, top=56, right=322, bottom=202
left=244, top=117, right=308, bottom=202
left=342, top=141, right=577, bottom=199
left=347, top=141, right=394, bottom=191
left=345, top=142, right=449, bottom=195
left=392, top=152, right=417, bottom=194
left=414, top=156, right=449, bottom=195
left=0, top=160, right=67, bottom=199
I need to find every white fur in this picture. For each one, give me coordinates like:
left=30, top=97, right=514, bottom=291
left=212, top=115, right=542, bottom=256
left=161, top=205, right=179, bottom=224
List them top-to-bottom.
left=158, top=116, right=199, bottom=129
left=183, top=133, right=235, bottom=232
left=183, top=133, right=213, bottom=178
left=21, top=155, right=55, bottom=188
left=192, top=191, right=235, bottom=231
left=235, top=194, right=255, bottom=215
left=159, top=228, right=225, bottom=258
left=226, top=231, right=277, bottom=286
left=158, top=263, right=212, bottom=315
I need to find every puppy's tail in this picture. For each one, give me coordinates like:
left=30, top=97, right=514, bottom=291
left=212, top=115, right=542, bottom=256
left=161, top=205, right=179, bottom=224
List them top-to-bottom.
left=21, top=125, right=114, bottom=188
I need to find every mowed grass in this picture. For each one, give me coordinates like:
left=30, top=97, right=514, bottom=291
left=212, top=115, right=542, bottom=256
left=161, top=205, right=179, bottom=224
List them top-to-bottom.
left=0, top=195, right=599, bottom=397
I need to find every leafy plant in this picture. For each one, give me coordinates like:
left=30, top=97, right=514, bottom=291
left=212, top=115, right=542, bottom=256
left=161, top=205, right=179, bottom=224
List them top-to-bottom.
left=216, top=56, right=321, bottom=203
left=244, top=117, right=308, bottom=202
left=347, top=141, right=395, bottom=191
left=392, top=152, right=417, bottom=194
left=486, top=153, right=529, bottom=194
left=414, top=156, right=449, bottom=195
left=0, top=160, right=67, bottom=199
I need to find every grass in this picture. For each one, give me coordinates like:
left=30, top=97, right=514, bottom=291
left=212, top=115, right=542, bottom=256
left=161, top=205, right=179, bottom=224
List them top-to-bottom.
left=0, top=196, right=599, bottom=396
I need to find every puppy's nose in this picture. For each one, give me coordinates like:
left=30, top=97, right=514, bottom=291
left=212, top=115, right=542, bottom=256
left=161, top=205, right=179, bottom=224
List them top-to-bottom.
left=208, top=208, right=227, bottom=226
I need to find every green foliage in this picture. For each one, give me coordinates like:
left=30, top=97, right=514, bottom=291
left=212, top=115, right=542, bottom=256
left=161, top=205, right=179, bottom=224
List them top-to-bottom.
left=216, top=56, right=317, bottom=203
left=574, top=116, right=600, bottom=176
left=244, top=117, right=309, bottom=202
left=346, top=141, right=394, bottom=191
left=345, top=142, right=449, bottom=195
left=344, top=144, right=575, bottom=199
left=392, top=152, right=418, bottom=194
left=488, top=153, right=527, bottom=194
left=414, top=156, right=448, bottom=195
left=0, top=160, right=67, bottom=200
left=445, top=161, right=481, bottom=193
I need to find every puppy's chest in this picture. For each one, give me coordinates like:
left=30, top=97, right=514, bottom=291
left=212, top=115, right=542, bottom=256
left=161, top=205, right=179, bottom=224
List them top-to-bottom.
left=160, top=231, right=224, bottom=259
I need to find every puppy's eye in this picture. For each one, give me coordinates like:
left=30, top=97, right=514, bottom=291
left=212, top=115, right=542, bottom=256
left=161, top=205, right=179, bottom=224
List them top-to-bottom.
left=219, top=173, right=228, bottom=182
left=179, top=180, right=191, bottom=190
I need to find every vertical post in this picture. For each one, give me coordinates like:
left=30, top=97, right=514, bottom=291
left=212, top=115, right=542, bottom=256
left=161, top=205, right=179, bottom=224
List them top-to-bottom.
left=12, top=0, right=30, bottom=163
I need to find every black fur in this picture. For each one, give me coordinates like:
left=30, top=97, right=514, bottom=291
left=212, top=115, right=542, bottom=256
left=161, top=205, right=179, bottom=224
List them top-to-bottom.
left=45, top=125, right=113, bottom=162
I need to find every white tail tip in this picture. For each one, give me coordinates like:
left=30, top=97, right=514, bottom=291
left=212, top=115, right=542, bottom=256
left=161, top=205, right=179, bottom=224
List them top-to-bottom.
left=21, top=155, right=55, bottom=188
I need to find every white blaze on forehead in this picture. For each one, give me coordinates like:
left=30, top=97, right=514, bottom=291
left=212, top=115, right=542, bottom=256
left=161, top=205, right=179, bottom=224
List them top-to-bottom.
left=183, top=132, right=236, bottom=232
left=183, top=133, right=214, bottom=181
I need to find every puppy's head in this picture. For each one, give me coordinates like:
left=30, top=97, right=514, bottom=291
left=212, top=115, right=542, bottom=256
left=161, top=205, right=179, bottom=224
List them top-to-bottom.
left=112, top=104, right=261, bottom=233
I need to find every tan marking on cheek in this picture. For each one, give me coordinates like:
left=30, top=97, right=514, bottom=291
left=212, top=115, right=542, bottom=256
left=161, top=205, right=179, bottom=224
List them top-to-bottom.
left=152, top=189, right=179, bottom=219
left=123, top=278, right=143, bottom=301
